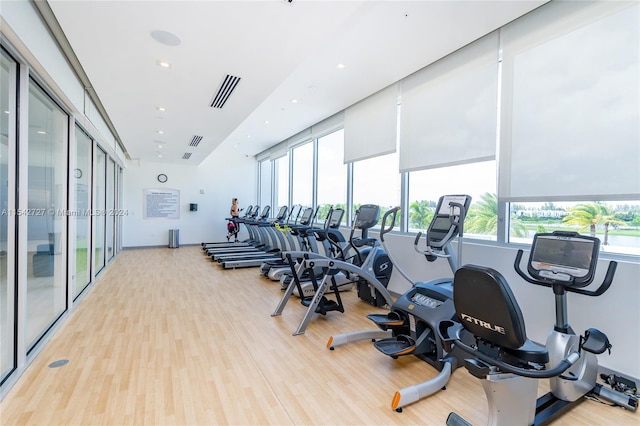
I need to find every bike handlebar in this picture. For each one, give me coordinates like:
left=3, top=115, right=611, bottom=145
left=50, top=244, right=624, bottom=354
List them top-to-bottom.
left=380, top=206, right=400, bottom=242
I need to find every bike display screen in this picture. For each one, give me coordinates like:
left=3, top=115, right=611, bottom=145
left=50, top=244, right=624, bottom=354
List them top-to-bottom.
left=530, top=234, right=598, bottom=280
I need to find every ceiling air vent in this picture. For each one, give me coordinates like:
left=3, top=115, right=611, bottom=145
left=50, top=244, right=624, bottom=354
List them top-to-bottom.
left=209, top=74, right=241, bottom=108
left=189, top=135, right=203, bottom=147
left=182, top=152, right=192, bottom=160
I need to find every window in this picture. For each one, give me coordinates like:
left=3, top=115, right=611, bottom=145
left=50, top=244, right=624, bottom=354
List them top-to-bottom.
left=499, top=2, right=639, bottom=254
left=0, top=48, right=16, bottom=381
left=26, top=80, right=68, bottom=349
left=73, top=126, right=92, bottom=298
left=317, top=130, right=347, bottom=224
left=291, top=142, right=313, bottom=208
left=94, top=148, right=106, bottom=272
left=352, top=152, right=400, bottom=227
left=274, top=154, right=289, bottom=209
left=106, top=158, right=116, bottom=260
left=258, top=159, right=272, bottom=210
left=408, top=161, right=497, bottom=239
left=510, top=201, right=640, bottom=256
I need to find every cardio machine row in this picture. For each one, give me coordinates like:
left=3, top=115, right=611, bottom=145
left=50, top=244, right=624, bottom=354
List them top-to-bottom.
left=321, top=195, right=637, bottom=424
left=201, top=204, right=329, bottom=269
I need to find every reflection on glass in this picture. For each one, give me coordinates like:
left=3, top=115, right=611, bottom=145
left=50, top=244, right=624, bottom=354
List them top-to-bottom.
left=1, top=49, right=15, bottom=380
left=26, top=80, right=67, bottom=348
left=73, top=127, right=92, bottom=297
left=317, top=130, right=347, bottom=225
left=291, top=142, right=313, bottom=207
left=94, top=149, right=105, bottom=272
left=352, top=152, right=400, bottom=225
left=408, top=161, right=496, bottom=239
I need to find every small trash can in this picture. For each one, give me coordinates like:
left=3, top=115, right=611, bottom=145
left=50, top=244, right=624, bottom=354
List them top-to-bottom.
left=169, top=229, right=179, bottom=248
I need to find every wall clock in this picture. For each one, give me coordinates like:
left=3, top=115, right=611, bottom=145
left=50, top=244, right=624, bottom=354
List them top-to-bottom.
left=74, top=168, right=82, bottom=178
left=157, top=173, right=168, bottom=183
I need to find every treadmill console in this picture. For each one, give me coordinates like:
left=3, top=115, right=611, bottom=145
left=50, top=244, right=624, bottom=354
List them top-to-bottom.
left=275, top=205, right=288, bottom=221
left=298, top=207, right=314, bottom=225
left=527, top=232, right=599, bottom=286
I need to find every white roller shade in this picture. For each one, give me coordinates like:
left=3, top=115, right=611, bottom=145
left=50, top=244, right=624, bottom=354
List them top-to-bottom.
left=499, top=1, right=640, bottom=200
left=399, top=32, right=499, bottom=173
left=344, top=84, right=398, bottom=163
left=312, top=111, right=344, bottom=138
left=286, top=128, right=311, bottom=149
left=269, top=141, right=288, bottom=160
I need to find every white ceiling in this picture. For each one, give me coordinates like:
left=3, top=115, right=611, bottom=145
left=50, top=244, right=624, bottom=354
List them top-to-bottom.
left=47, top=0, right=546, bottom=165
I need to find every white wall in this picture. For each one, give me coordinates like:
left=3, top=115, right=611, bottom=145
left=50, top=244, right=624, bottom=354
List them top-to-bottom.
left=1, top=1, right=124, bottom=165
left=122, top=143, right=256, bottom=247
left=375, top=231, right=640, bottom=380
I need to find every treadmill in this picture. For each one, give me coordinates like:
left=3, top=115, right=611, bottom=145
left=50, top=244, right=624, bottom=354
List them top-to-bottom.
left=219, top=207, right=314, bottom=269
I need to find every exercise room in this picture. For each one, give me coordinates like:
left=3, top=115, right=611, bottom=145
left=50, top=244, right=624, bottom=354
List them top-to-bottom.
left=1, top=1, right=638, bottom=425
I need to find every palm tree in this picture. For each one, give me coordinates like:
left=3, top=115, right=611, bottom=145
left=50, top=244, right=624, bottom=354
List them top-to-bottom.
left=465, top=192, right=526, bottom=237
left=465, top=192, right=498, bottom=236
left=409, top=200, right=435, bottom=230
left=563, top=203, right=626, bottom=245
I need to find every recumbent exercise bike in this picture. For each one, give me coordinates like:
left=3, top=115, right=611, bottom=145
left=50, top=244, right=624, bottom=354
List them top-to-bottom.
left=440, top=231, right=637, bottom=426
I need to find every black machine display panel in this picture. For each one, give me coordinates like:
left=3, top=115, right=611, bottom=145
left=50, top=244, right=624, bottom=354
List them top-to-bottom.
left=426, top=195, right=472, bottom=249
left=354, top=204, right=380, bottom=230
left=328, top=208, right=344, bottom=228
left=528, top=232, right=599, bottom=285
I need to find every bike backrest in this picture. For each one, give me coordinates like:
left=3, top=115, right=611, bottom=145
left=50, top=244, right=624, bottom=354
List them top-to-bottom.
left=453, top=264, right=527, bottom=350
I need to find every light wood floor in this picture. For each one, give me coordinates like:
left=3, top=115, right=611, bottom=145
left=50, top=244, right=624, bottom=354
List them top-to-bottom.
left=1, top=246, right=637, bottom=425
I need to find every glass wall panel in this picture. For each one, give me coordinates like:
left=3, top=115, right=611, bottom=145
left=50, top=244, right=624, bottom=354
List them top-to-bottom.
left=1, top=48, right=16, bottom=381
left=26, top=80, right=67, bottom=348
left=73, top=126, right=92, bottom=298
left=317, top=129, right=347, bottom=224
left=291, top=142, right=313, bottom=207
left=94, top=148, right=105, bottom=272
left=352, top=152, right=400, bottom=226
left=274, top=154, right=289, bottom=209
left=106, top=158, right=115, bottom=261
left=259, top=159, right=272, bottom=210
left=407, top=160, right=497, bottom=239
left=117, top=166, right=123, bottom=254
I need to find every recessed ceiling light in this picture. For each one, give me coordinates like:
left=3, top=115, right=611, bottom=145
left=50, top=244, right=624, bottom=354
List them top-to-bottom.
left=150, top=30, right=181, bottom=47
left=157, top=60, right=172, bottom=69
left=336, top=63, right=345, bottom=69
left=290, top=99, right=298, bottom=104
left=157, top=107, right=167, bottom=112
left=264, top=120, right=269, bottom=125
left=37, top=130, right=46, bottom=135
left=157, top=130, right=164, bottom=134
left=158, top=145, right=163, bottom=149
left=157, top=154, right=162, bottom=158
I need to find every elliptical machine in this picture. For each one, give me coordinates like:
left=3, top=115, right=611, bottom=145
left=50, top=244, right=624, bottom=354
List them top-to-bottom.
left=327, top=194, right=472, bottom=412
left=271, top=204, right=395, bottom=336
left=441, top=231, right=637, bottom=426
